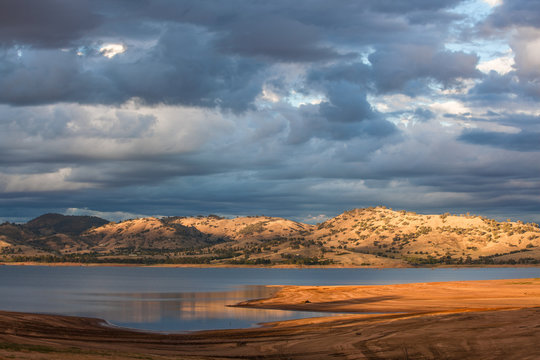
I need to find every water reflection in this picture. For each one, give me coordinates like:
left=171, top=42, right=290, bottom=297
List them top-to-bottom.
left=3, top=266, right=537, bottom=332
left=76, top=286, right=333, bottom=331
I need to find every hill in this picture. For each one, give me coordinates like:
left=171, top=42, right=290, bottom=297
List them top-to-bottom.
left=0, top=207, right=539, bottom=266
left=306, top=207, right=540, bottom=265
left=25, top=213, right=109, bottom=236
left=0, top=214, right=110, bottom=256
left=82, top=217, right=218, bottom=253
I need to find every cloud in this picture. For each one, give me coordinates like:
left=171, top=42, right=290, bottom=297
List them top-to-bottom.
left=0, top=0, right=539, bottom=225
left=0, top=0, right=101, bottom=48
left=0, top=0, right=477, bottom=110
left=482, top=0, right=502, bottom=7
left=484, top=1, right=540, bottom=29
left=477, top=3, right=540, bottom=101
left=216, top=16, right=343, bottom=62
left=0, top=26, right=264, bottom=111
left=510, top=27, right=540, bottom=86
left=99, top=43, right=126, bottom=58
left=369, top=45, right=480, bottom=93
left=0, top=48, right=89, bottom=106
left=477, top=51, right=515, bottom=74
left=467, top=71, right=519, bottom=104
left=319, top=82, right=376, bottom=123
left=0, top=103, right=231, bottom=184
left=459, top=129, right=540, bottom=152
left=0, top=168, right=93, bottom=193
left=64, top=208, right=157, bottom=222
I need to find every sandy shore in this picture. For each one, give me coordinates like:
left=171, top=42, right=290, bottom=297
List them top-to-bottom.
left=0, top=278, right=539, bottom=359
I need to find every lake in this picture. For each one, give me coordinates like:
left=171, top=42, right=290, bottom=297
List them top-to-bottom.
left=0, top=266, right=538, bottom=332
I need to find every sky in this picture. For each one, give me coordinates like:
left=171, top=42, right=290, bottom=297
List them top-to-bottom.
left=0, top=0, right=539, bottom=224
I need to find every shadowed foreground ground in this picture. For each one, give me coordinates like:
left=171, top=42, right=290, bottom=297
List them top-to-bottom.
left=0, top=279, right=539, bottom=359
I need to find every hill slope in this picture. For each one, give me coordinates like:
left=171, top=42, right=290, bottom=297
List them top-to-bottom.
left=1, top=207, right=539, bottom=266
left=307, top=207, right=540, bottom=265
left=25, top=214, right=109, bottom=236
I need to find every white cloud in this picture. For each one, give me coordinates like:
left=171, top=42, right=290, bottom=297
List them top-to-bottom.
left=482, top=0, right=502, bottom=7
left=511, top=27, right=540, bottom=78
left=99, top=43, right=126, bottom=58
left=477, top=51, right=515, bottom=74
left=259, top=87, right=280, bottom=103
left=285, top=90, right=325, bottom=107
left=371, top=94, right=427, bottom=113
left=429, top=100, right=471, bottom=116
left=0, top=102, right=229, bottom=161
left=0, top=168, right=93, bottom=193
left=64, top=208, right=158, bottom=222
left=300, top=214, right=330, bottom=224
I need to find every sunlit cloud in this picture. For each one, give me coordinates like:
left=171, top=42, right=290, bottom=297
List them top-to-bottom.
left=483, top=0, right=502, bottom=7
left=99, top=43, right=126, bottom=58
left=477, top=56, right=515, bottom=74
left=259, top=88, right=280, bottom=103
left=430, top=101, right=471, bottom=116
left=64, top=208, right=160, bottom=222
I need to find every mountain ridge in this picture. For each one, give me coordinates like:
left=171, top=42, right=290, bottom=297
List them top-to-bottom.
left=1, top=208, right=539, bottom=266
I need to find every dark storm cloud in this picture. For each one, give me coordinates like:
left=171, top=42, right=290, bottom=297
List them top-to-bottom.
left=0, top=0, right=101, bottom=48
left=0, top=0, right=475, bottom=108
left=141, top=0, right=464, bottom=44
left=365, top=0, right=463, bottom=13
left=483, top=0, right=540, bottom=29
left=215, top=16, right=342, bottom=62
left=0, top=25, right=264, bottom=111
left=102, top=25, right=265, bottom=111
left=369, top=45, right=480, bottom=93
left=306, top=46, right=479, bottom=98
left=0, top=49, right=97, bottom=106
left=469, top=58, right=540, bottom=105
left=295, top=62, right=397, bottom=143
left=307, top=62, right=372, bottom=86
left=468, top=71, right=517, bottom=99
left=284, top=79, right=397, bottom=145
left=319, top=82, right=376, bottom=123
left=286, top=106, right=396, bottom=145
left=413, top=108, right=435, bottom=122
left=489, top=113, right=540, bottom=130
left=459, top=130, right=540, bottom=152
left=66, top=158, right=222, bottom=188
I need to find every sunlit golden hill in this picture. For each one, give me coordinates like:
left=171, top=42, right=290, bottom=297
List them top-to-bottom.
left=0, top=207, right=539, bottom=267
left=305, top=207, right=540, bottom=265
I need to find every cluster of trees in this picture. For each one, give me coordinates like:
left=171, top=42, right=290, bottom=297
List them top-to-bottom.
left=280, top=253, right=333, bottom=265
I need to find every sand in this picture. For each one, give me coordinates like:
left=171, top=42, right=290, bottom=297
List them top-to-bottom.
left=0, top=278, right=539, bottom=359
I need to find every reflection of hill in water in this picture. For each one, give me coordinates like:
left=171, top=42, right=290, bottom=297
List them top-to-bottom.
left=80, top=285, right=304, bottom=324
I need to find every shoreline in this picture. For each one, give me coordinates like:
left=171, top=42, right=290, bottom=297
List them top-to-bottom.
left=1, top=261, right=539, bottom=269
left=0, top=278, right=539, bottom=359
left=233, top=278, right=540, bottom=313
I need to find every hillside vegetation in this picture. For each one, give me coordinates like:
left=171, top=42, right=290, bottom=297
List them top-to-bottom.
left=1, top=207, right=539, bottom=267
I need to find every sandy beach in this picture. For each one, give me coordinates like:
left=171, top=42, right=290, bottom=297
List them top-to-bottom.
left=0, top=278, right=539, bottom=359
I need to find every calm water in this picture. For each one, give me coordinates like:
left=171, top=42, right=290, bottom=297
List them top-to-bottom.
left=0, top=266, right=538, bottom=332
